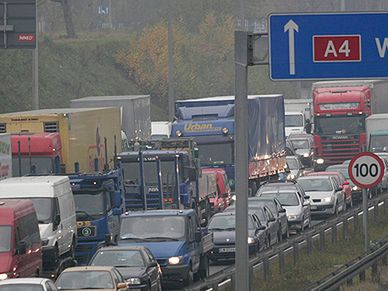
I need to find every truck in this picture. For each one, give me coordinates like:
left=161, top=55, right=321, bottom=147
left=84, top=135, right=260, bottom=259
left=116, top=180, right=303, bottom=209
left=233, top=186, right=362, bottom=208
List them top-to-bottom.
left=312, top=80, right=388, bottom=170
left=70, top=95, right=151, bottom=141
left=171, top=95, right=287, bottom=191
left=284, top=99, right=312, bottom=136
left=0, top=108, right=121, bottom=174
left=366, top=114, right=388, bottom=152
left=0, top=133, right=12, bottom=179
left=117, top=138, right=212, bottom=224
left=68, top=167, right=126, bottom=265
left=118, top=209, right=213, bottom=288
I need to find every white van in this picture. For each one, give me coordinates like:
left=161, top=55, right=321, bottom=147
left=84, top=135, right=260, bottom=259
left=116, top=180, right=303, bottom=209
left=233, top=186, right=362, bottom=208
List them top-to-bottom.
left=285, top=111, right=306, bottom=137
left=0, top=176, right=77, bottom=259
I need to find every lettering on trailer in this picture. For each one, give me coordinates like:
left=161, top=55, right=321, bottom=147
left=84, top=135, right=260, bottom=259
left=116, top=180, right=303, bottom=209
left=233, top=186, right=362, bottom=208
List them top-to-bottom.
left=17, top=34, right=36, bottom=42
left=313, top=35, right=361, bottom=62
left=184, top=123, right=222, bottom=132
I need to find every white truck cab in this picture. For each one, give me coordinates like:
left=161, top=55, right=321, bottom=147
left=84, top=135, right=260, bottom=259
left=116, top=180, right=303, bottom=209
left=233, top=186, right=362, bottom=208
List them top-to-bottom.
left=285, top=111, right=306, bottom=137
left=0, top=176, right=77, bottom=259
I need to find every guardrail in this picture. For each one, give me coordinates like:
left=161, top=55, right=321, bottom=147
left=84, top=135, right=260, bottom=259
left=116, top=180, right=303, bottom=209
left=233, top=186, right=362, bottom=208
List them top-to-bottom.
left=185, top=193, right=388, bottom=291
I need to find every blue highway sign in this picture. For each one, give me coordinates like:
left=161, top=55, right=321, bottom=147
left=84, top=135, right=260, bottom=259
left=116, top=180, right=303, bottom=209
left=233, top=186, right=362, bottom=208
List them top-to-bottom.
left=268, top=13, right=388, bottom=80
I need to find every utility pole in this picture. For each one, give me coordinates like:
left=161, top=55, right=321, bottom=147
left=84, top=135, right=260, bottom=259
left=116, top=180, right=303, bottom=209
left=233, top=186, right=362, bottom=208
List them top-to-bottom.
left=108, top=0, right=112, bottom=28
left=167, top=0, right=175, bottom=121
left=239, top=0, right=246, bottom=30
left=32, top=1, right=39, bottom=110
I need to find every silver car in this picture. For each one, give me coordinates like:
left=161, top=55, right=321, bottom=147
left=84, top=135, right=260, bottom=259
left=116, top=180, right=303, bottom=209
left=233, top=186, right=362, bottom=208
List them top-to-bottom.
left=297, top=175, right=345, bottom=216
left=258, top=190, right=311, bottom=233
left=0, top=278, right=58, bottom=291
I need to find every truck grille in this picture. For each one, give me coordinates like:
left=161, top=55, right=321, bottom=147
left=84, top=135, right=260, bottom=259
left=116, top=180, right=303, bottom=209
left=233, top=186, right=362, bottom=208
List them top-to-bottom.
left=44, top=122, right=59, bottom=132
left=0, top=123, right=6, bottom=133
left=320, top=135, right=361, bottom=164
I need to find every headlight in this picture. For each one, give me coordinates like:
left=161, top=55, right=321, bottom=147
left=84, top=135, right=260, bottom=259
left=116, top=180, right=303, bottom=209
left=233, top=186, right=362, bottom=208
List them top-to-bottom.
left=222, top=127, right=229, bottom=135
left=175, top=130, right=182, bottom=137
left=303, top=153, right=309, bottom=157
left=317, top=158, right=324, bottom=164
left=287, top=174, right=295, bottom=180
left=352, top=186, right=360, bottom=191
left=231, top=195, right=236, bottom=201
left=322, top=196, right=333, bottom=203
left=287, top=215, right=297, bottom=220
left=248, top=237, right=256, bottom=244
left=42, top=239, right=49, bottom=246
left=168, top=256, right=182, bottom=265
left=0, top=273, right=8, bottom=281
left=126, top=277, right=141, bottom=285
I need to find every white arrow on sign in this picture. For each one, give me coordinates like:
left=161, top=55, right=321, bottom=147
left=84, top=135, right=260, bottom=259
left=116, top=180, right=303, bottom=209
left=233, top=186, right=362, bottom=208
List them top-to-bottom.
left=284, top=19, right=299, bottom=75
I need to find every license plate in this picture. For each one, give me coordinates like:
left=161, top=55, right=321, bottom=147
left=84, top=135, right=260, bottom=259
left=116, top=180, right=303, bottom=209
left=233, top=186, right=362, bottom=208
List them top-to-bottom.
left=311, top=205, right=318, bottom=210
left=219, top=247, right=235, bottom=253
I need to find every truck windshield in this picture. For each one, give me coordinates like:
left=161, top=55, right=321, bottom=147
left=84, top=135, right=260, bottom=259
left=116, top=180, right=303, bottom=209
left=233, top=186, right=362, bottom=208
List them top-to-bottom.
left=285, top=115, right=304, bottom=127
left=315, top=116, right=365, bottom=135
left=370, top=135, right=388, bottom=152
left=198, top=142, right=233, bottom=165
left=12, top=156, right=53, bottom=176
left=122, top=159, right=180, bottom=184
left=74, top=190, right=111, bottom=220
left=120, top=216, right=185, bottom=240
left=0, top=226, right=11, bottom=252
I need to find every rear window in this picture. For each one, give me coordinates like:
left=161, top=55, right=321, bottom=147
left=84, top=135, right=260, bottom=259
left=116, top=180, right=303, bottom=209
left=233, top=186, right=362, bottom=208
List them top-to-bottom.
left=0, top=285, right=44, bottom=291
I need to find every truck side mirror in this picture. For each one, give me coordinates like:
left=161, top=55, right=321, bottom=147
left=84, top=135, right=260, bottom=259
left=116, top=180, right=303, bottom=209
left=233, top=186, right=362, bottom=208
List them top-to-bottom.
left=187, top=167, right=197, bottom=181
left=111, top=191, right=122, bottom=208
left=194, top=230, right=202, bottom=243
left=17, top=241, right=27, bottom=255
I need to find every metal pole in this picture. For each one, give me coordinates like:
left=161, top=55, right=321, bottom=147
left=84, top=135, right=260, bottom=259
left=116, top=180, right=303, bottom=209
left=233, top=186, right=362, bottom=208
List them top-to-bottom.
left=108, top=0, right=112, bottom=28
left=167, top=0, right=175, bottom=121
left=32, top=1, right=39, bottom=109
left=235, top=30, right=249, bottom=291
left=156, top=156, right=164, bottom=209
left=363, top=188, right=368, bottom=252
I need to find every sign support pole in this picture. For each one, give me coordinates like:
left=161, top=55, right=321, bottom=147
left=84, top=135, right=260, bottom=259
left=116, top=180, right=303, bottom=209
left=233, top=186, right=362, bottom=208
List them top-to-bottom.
left=32, top=1, right=38, bottom=109
left=235, top=30, right=249, bottom=291
left=362, top=188, right=368, bottom=252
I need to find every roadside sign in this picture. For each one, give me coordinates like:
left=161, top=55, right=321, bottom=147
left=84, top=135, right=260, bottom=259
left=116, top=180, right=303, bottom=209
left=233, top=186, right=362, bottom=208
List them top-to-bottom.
left=0, top=0, right=36, bottom=49
left=268, top=12, right=388, bottom=80
left=348, top=152, right=384, bottom=188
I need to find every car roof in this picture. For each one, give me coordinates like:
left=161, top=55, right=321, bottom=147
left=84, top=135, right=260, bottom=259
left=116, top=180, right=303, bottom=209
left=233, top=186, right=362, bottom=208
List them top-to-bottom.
left=298, top=175, right=331, bottom=180
left=122, top=209, right=194, bottom=218
left=96, top=246, right=148, bottom=252
left=61, top=266, right=117, bottom=272
left=0, top=278, right=48, bottom=285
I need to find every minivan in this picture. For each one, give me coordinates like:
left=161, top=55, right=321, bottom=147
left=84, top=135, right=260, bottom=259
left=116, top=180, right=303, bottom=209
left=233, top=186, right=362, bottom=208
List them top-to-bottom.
left=0, top=176, right=77, bottom=263
left=0, top=199, right=42, bottom=280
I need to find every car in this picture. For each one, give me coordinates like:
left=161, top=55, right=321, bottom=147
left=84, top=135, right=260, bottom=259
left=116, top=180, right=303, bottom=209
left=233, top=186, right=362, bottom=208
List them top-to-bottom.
left=287, top=133, right=314, bottom=167
left=286, top=155, right=305, bottom=181
left=374, top=155, right=388, bottom=190
left=326, top=164, right=362, bottom=202
left=306, top=171, right=353, bottom=209
left=297, top=176, right=345, bottom=217
left=257, top=181, right=309, bottom=201
left=258, top=190, right=311, bottom=233
left=207, top=211, right=267, bottom=262
left=89, top=246, right=162, bottom=291
left=55, top=266, right=128, bottom=291
left=0, top=278, right=58, bottom=291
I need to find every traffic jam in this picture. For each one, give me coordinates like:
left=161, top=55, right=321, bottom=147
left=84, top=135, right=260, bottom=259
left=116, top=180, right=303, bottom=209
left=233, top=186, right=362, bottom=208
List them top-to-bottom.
left=0, top=80, right=388, bottom=290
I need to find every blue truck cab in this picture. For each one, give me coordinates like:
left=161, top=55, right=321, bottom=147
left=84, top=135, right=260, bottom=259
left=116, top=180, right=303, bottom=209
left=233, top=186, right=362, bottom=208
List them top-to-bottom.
left=171, top=96, right=236, bottom=189
left=68, top=168, right=125, bottom=265
left=118, top=209, right=213, bottom=287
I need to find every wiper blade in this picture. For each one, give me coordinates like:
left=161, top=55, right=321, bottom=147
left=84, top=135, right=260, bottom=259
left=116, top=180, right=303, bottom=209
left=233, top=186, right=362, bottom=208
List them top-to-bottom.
left=120, top=235, right=149, bottom=241
left=143, top=236, right=179, bottom=241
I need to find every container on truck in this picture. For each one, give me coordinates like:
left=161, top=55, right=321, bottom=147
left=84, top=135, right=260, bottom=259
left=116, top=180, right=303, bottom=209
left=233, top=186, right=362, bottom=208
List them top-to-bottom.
left=312, top=80, right=388, bottom=170
left=70, top=95, right=151, bottom=141
left=171, top=95, right=287, bottom=192
left=0, top=108, right=121, bottom=174
left=151, top=121, right=171, bottom=139
left=0, top=133, right=11, bottom=179
left=0, top=176, right=77, bottom=275
left=0, top=199, right=42, bottom=280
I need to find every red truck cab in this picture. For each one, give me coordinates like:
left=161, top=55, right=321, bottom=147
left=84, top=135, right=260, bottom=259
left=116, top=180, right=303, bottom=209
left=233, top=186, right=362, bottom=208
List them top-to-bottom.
left=312, top=84, right=371, bottom=170
left=11, top=133, right=62, bottom=176
left=201, top=168, right=231, bottom=213
left=0, top=199, right=42, bottom=280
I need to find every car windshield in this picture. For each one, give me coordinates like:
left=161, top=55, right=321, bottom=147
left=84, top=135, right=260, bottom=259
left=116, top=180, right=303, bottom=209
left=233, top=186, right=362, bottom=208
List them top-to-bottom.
left=285, top=114, right=304, bottom=127
left=315, top=116, right=365, bottom=135
left=289, top=139, right=309, bottom=149
left=198, top=142, right=233, bottom=165
left=12, top=157, right=53, bottom=176
left=286, top=157, right=299, bottom=170
left=298, top=178, right=333, bottom=192
left=74, top=190, right=110, bottom=220
left=261, top=192, right=299, bottom=206
left=208, top=215, right=254, bottom=230
left=120, top=216, right=185, bottom=240
left=0, top=226, right=11, bottom=253
left=91, top=250, right=145, bottom=267
left=56, top=271, right=114, bottom=289
left=0, top=285, right=44, bottom=291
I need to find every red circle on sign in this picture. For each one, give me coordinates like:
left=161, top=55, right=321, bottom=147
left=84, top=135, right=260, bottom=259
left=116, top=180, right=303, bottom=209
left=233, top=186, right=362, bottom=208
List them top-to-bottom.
left=348, top=152, right=385, bottom=189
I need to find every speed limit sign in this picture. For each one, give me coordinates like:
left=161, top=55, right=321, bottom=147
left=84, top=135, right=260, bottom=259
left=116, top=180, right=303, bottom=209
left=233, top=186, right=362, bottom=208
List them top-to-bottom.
left=348, top=152, right=385, bottom=188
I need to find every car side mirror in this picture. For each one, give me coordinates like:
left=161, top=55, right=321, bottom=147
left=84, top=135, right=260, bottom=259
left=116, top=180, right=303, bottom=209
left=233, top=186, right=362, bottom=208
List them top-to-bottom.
left=343, top=181, right=350, bottom=186
left=336, top=187, right=342, bottom=192
left=304, top=195, right=310, bottom=200
left=303, top=202, right=309, bottom=207
left=279, top=208, right=286, bottom=213
left=53, top=214, right=61, bottom=230
left=268, top=217, right=276, bottom=223
left=258, top=225, right=266, bottom=231
left=195, top=230, right=202, bottom=243
left=17, top=240, right=27, bottom=255
left=149, top=261, right=158, bottom=268
left=117, top=283, right=127, bottom=289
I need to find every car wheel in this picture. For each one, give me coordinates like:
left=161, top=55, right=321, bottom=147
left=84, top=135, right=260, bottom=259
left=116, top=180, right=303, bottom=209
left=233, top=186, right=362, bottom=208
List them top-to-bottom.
left=335, top=203, right=339, bottom=216
left=300, top=217, right=305, bottom=232
left=284, top=225, right=290, bottom=239
left=277, top=230, right=282, bottom=243
left=267, top=235, right=271, bottom=247
left=183, top=264, right=194, bottom=286
left=156, top=279, right=162, bottom=291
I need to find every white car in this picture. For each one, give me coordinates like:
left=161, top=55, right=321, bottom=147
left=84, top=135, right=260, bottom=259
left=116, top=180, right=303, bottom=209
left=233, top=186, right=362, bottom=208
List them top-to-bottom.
left=297, top=175, right=345, bottom=216
left=0, top=278, right=58, bottom=291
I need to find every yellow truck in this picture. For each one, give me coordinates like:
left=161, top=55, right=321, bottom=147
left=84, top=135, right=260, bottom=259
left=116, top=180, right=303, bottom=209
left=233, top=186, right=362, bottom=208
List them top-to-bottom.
left=0, top=108, right=121, bottom=173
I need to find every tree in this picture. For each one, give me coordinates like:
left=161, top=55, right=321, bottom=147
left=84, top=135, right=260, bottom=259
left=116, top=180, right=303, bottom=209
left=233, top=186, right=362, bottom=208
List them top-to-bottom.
left=51, top=0, right=76, bottom=38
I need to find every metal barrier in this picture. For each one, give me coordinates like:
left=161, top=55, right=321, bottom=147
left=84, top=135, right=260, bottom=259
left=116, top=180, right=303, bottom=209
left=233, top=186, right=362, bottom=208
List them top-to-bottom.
left=186, top=194, right=388, bottom=291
